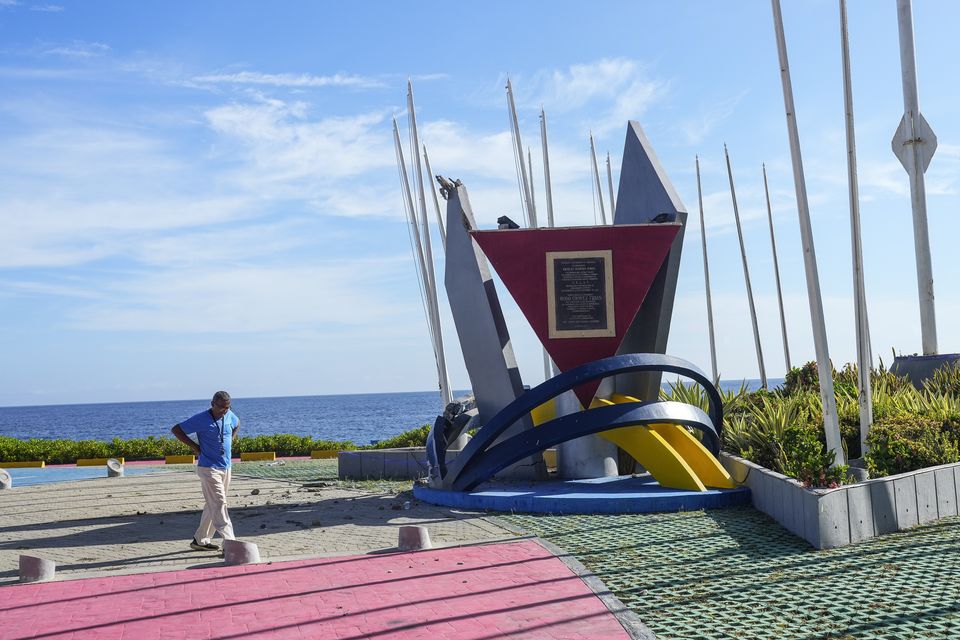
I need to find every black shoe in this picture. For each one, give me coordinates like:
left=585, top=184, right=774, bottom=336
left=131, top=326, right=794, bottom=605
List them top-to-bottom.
left=190, top=538, right=220, bottom=551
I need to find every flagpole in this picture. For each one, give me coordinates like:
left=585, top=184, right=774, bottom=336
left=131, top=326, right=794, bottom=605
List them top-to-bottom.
left=771, top=0, right=844, bottom=464
left=840, top=0, right=874, bottom=453
left=893, top=0, right=938, bottom=355
left=407, top=82, right=452, bottom=406
left=539, top=108, right=556, bottom=228
left=589, top=132, right=607, bottom=224
left=423, top=144, right=447, bottom=251
left=724, top=144, right=767, bottom=389
left=606, top=152, right=616, bottom=215
left=695, top=155, right=718, bottom=383
left=763, top=164, right=791, bottom=374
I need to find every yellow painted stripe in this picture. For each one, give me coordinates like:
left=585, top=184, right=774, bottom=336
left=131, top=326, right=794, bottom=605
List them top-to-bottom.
left=608, top=394, right=736, bottom=489
left=592, top=397, right=706, bottom=491
left=530, top=398, right=557, bottom=426
left=648, top=424, right=736, bottom=489
left=310, top=450, right=339, bottom=459
left=240, top=452, right=276, bottom=462
left=165, top=455, right=196, bottom=465
left=76, top=457, right=124, bottom=466
left=0, top=460, right=45, bottom=468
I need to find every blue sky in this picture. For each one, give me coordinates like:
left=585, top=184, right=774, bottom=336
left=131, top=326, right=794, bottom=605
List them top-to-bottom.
left=1, top=0, right=959, bottom=406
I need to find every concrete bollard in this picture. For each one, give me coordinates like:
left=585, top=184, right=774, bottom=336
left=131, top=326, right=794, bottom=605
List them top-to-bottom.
left=107, top=458, right=124, bottom=478
left=0, top=469, right=11, bottom=490
left=398, top=525, right=432, bottom=551
left=223, top=539, right=260, bottom=565
left=19, top=555, right=55, bottom=583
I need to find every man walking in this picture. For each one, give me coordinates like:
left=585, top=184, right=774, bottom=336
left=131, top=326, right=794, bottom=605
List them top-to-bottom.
left=171, top=390, right=240, bottom=551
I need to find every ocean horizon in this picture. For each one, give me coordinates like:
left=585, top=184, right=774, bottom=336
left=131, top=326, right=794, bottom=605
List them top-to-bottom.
left=0, top=378, right=783, bottom=444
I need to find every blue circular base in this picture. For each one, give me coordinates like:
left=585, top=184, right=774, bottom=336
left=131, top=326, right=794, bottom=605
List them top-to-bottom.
left=414, top=473, right=751, bottom=514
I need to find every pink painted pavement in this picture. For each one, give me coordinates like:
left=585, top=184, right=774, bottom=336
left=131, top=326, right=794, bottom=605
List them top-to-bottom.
left=0, top=540, right=630, bottom=639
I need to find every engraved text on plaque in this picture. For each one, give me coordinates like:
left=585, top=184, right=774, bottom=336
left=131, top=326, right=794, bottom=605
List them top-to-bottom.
left=546, top=250, right=615, bottom=338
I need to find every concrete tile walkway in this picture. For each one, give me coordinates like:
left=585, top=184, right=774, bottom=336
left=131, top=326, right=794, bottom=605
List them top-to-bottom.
left=0, top=470, right=510, bottom=584
left=0, top=540, right=630, bottom=639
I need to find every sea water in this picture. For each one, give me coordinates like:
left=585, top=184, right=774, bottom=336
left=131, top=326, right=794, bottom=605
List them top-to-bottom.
left=0, top=379, right=780, bottom=444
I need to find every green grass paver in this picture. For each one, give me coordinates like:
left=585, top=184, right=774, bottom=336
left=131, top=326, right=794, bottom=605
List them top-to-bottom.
left=230, top=459, right=412, bottom=494
left=501, top=506, right=960, bottom=640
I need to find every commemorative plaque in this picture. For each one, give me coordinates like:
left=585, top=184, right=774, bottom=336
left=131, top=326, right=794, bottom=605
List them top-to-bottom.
left=546, top=249, right=615, bottom=338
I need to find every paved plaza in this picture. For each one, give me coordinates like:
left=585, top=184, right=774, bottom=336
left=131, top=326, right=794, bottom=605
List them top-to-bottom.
left=4, top=460, right=960, bottom=638
left=0, top=464, right=512, bottom=584
left=502, top=508, right=960, bottom=640
left=0, top=539, right=631, bottom=640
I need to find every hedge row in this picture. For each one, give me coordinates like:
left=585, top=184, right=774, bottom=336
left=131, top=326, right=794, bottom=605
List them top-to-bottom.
left=0, top=425, right=432, bottom=465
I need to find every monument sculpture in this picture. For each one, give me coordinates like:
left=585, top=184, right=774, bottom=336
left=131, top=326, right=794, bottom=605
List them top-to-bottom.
left=419, top=121, right=745, bottom=513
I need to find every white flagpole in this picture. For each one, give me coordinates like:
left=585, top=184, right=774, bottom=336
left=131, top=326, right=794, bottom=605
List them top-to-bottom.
left=771, top=0, right=844, bottom=464
left=840, top=0, right=873, bottom=454
left=892, top=0, right=938, bottom=355
left=506, top=78, right=534, bottom=225
left=407, top=82, right=452, bottom=406
left=540, top=108, right=556, bottom=228
left=539, top=110, right=556, bottom=382
left=393, top=117, right=440, bottom=365
left=589, top=132, right=607, bottom=224
left=422, top=144, right=447, bottom=252
left=724, top=145, right=767, bottom=389
left=527, top=148, right=539, bottom=227
left=606, top=152, right=616, bottom=216
left=696, top=156, right=718, bottom=383
left=763, top=164, right=791, bottom=374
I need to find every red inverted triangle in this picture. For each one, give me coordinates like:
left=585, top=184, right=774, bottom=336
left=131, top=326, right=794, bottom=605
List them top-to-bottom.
left=472, top=224, right=679, bottom=407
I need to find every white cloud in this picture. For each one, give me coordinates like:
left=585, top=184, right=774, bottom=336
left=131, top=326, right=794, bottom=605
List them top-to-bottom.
left=31, top=3, right=64, bottom=11
left=43, top=40, right=110, bottom=58
left=511, top=58, right=669, bottom=136
left=0, top=67, right=87, bottom=79
left=191, top=70, right=384, bottom=89
left=409, top=73, right=449, bottom=82
left=678, top=92, right=747, bottom=145
left=204, top=98, right=395, bottom=185
left=0, top=195, right=259, bottom=268
left=67, top=259, right=414, bottom=334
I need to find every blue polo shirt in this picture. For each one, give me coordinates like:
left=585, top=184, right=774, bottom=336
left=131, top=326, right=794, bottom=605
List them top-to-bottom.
left=179, top=409, right=239, bottom=469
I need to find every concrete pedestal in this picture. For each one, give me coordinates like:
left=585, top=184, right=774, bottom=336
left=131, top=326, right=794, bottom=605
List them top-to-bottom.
left=554, top=388, right=618, bottom=479
left=558, top=436, right=619, bottom=479
left=107, top=459, right=124, bottom=477
left=398, top=525, right=432, bottom=551
left=223, top=540, right=260, bottom=565
left=20, top=555, right=55, bottom=583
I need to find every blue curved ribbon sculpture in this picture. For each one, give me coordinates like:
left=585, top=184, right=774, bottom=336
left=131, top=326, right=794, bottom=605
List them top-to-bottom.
left=427, top=353, right=723, bottom=491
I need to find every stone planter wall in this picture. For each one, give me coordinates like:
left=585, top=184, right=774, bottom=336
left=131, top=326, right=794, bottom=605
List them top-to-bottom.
left=338, top=447, right=557, bottom=481
left=338, top=448, right=462, bottom=480
left=721, top=452, right=960, bottom=549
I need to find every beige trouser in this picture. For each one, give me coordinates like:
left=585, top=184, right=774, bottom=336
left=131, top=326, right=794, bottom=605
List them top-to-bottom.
left=195, top=466, right=236, bottom=544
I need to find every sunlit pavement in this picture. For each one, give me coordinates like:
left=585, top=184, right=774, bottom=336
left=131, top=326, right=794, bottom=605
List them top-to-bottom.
left=0, top=465, right=639, bottom=638
left=0, top=540, right=630, bottom=639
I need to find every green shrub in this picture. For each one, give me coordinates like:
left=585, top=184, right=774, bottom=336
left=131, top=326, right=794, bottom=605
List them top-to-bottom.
left=782, top=361, right=822, bottom=397
left=922, top=361, right=960, bottom=397
left=660, top=378, right=712, bottom=414
left=723, top=394, right=815, bottom=471
left=865, top=416, right=960, bottom=477
left=779, top=423, right=850, bottom=488
left=364, top=424, right=432, bottom=449
left=0, top=432, right=363, bottom=463
left=232, top=435, right=355, bottom=456
left=108, top=436, right=189, bottom=460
